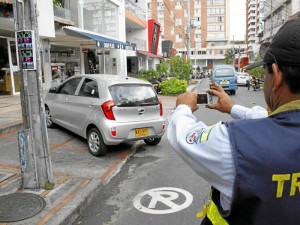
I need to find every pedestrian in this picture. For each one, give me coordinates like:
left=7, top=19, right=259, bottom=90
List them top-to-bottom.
left=167, top=17, right=300, bottom=225
left=246, top=77, right=250, bottom=91
left=253, top=78, right=257, bottom=91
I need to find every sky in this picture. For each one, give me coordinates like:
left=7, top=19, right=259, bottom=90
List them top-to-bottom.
left=230, top=0, right=246, bottom=41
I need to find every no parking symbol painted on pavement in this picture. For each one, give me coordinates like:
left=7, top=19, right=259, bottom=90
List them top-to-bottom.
left=133, top=187, right=193, bottom=214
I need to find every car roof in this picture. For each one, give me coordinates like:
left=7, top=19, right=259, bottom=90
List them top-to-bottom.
left=213, top=65, right=235, bottom=69
left=237, top=72, right=249, bottom=76
left=70, top=74, right=152, bottom=86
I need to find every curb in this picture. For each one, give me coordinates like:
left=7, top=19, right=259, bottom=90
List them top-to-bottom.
left=0, top=121, right=23, bottom=135
left=0, top=140, right=142, bottom=225
left=48, top=141, right=141, bottom=225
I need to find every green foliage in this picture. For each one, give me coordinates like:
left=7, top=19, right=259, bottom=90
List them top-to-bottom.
left=53, top=0, right=62, bottom=8
left=224, top=50, right=234, bottom=65
left=247, top=55, right=265, bottom=78
left=169, top=56, right=192, bottom=80
left=156, top=62, right=169, bottom=78
left=250, top=66, right=265, bottom=78
left=138, top=69, right=159, bottom=80
left=159, top=78, right=187, bottom=95
left=45, top=181, right=55, bottom=190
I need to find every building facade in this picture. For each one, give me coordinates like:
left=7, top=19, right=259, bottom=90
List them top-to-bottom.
left=0, top=0, right=160, bottom=96
left=148, top=0, right=233, bottom=69
left=247, top=0, right=300, bottom=64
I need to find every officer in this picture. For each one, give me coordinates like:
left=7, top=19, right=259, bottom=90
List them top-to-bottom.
left=167, top=17, right=300, bottom=225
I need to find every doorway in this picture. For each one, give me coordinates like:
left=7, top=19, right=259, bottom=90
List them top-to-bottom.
left=0, top=37, right=20, bottom=95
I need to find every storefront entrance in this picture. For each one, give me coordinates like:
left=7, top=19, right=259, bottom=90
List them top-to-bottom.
left=0, top=37, right=20, bottom=95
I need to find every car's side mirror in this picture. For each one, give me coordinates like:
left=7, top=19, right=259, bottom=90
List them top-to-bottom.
left=49, top=87, right=57, bottom=93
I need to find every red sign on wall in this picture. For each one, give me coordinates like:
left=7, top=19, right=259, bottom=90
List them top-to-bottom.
left=148, top=19, right=160, bottom=55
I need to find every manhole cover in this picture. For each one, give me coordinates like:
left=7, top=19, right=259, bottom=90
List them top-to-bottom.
left=0, top=193, right=46, bottom=222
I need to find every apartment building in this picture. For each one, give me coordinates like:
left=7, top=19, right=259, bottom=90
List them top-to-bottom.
left=148, top=0, right=232, bottom=69
left=247, top=0, right=300, bottom=63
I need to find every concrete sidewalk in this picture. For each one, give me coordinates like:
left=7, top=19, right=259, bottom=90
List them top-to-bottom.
left=0, top=80, right=200, bottom=225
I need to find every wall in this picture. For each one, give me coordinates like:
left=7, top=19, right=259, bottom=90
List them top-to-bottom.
left=37, top=0, right=55, bottom=38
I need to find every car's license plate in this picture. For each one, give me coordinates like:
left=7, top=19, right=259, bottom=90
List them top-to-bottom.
left=221, top=80, right=229, bottom=84
left=135, top=128, right=149, bottom=137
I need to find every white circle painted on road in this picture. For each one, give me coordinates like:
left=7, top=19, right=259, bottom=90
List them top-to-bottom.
left=133, top=187, right=193, bottom=214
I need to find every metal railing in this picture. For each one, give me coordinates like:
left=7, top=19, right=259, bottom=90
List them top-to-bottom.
left=125, top=0, right=146, bottom=20
left=53, top=6, right=71, bottom=20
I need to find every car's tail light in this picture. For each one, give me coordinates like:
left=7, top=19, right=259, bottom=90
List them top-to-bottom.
left=159, top=98, right=163, bottom=116
left=101, top=100, right=116, bottom=120
left=162, top=122, right=165, bottom=130
left=111, top=126, right=116, bottom=137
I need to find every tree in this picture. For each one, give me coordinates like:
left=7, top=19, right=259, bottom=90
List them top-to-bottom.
left=224, top=50, right=234, bottom=65
left=247, top=55, right=265, bottom=78
left=169, top=56, right=192, bottom=80
left=156, top=61, right=169, bottom=78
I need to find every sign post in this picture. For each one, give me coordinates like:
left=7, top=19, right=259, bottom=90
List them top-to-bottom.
left=13, top=0, right=53, bottom=189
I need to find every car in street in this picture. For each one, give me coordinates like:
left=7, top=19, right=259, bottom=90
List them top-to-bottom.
left=211, top=65, right=238, bottom=95
left=237, top=72, right=251, bottom=86
left=44, top=74, right=166, bottom=157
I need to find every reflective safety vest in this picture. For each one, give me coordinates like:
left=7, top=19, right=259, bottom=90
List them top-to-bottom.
left=198, top=109, right=300, bottom=225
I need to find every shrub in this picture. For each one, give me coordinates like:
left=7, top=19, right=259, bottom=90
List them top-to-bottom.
left=138, top=69, right=159, bottom=80
left=159, top=78, right=187, bottom=95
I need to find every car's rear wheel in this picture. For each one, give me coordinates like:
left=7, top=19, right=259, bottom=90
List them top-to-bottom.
left=45, top=106, right=54, bottom=128
left=87, top=128, right=107, bottom=156
left=144, top=137, right=161, bottom=146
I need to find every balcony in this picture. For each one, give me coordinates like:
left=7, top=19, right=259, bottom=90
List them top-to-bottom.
left=125, top=1, right=146, bottom=21
left=125, top=1, right=147, bottom=29
left=0, top=2, right=13, bottom=19
left=53, top=5, right=74, bottom=25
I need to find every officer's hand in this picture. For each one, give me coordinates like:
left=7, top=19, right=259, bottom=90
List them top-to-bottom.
left=206, top=82, right=234, bottom=114
left=176, top=92, right=199, bottom=113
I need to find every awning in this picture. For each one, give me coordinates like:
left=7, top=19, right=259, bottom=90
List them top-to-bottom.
left=0, top=0, right=12, bottom=3
left=64, top=26, right=136, bottom=50
left=137, top=50, right=163, bottom=59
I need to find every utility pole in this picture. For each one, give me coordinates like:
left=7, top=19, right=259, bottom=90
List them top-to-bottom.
left=13, top=0, right=53, bottom=189
left=186, top=0, right=191, bottom=60
left=232, top=35, right=235, bottom=67
left=238, top=46, right=241, bottom=72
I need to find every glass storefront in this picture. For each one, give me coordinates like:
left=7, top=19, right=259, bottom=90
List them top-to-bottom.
left=0, top=37, right=19, bottom=95
left=50, top=45, right=81, bottom=87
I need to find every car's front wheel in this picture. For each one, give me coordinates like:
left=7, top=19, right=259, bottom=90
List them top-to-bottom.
left=45, top=106, right=54, bottom=128
left=87, top=128, right=107, bottom=157
left=144, top=137, right=162, bottom=146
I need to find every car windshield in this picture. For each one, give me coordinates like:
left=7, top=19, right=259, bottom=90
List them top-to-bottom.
left=215, top=68, right=235, bottom=77
left=109, top=84, right=159, bottom=107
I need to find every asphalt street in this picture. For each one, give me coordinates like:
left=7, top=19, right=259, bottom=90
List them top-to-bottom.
left=74, top=78, right=266, bottom=225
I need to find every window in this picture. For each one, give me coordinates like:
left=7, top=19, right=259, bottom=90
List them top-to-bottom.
left=176, top=18, right=182, bottom=25
left=171, top=26, right=174, bottom=34
left=215, top=68, right=234, bottom=77
left=57, top=78, right=81, bottom=95
left=78, top=78, right=99, bottom=98
left=109, top=85, right=158, bottom=107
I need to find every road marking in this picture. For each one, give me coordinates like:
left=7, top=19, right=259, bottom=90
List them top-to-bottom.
left=133, top=187, right=193, bottom=214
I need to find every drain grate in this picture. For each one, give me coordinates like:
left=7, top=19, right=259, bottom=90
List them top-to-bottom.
left=0, top=193, right=46, bottom=222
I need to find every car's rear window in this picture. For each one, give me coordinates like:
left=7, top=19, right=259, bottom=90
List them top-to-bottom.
left=215, top=68, right=235, bottom=77
left=109, top=84, right=158, bottom=107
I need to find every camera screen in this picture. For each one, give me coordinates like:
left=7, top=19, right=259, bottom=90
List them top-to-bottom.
left=197, top=93, right=208, bottom=104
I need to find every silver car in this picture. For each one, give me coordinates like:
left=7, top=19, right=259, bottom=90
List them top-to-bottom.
left=44, top=74, right=165, bottom=156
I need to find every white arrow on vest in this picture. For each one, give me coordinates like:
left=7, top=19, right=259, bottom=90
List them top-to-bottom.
left=133, top=187, right=193, bottom=214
